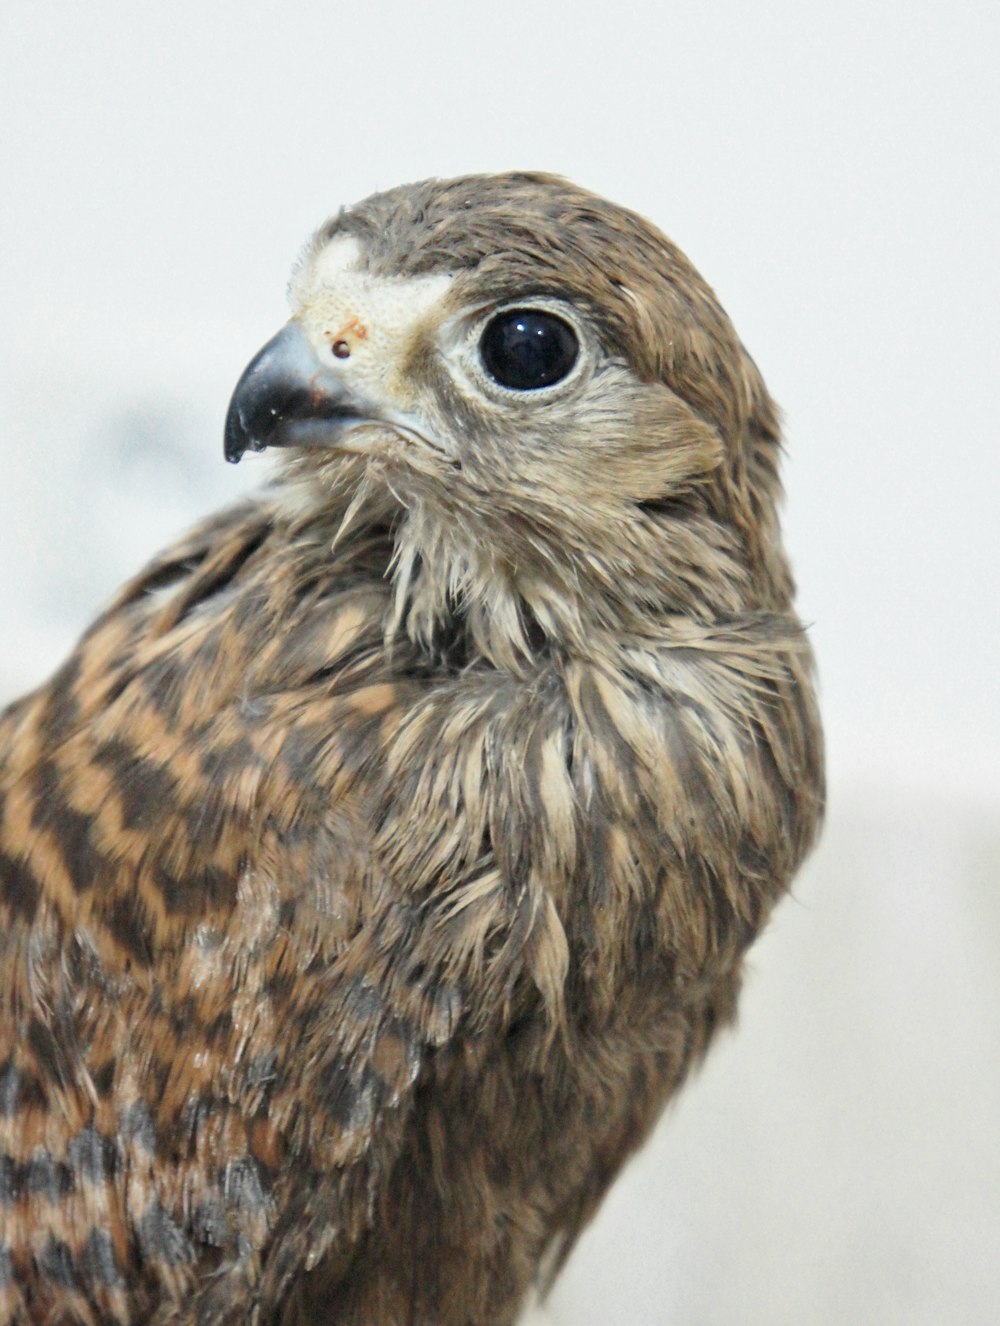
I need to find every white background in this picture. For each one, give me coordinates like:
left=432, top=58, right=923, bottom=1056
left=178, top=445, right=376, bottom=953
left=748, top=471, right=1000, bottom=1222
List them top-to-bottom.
left=1, top=3, right=997, bottom=1322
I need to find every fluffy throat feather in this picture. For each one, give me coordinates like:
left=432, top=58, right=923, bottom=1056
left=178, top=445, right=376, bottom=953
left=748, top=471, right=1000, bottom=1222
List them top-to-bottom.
left=275, top=457, right=755, bottom=675
left=304, top=468, right=566, bottom=674
left=387, top=514, right=547, bottom=675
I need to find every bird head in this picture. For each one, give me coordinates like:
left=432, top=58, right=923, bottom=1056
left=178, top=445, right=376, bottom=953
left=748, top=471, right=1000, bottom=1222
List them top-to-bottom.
left=225, top=173, right=791, bottom=667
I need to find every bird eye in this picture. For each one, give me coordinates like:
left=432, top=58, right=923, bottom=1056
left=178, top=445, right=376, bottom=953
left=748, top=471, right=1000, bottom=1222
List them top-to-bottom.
left=479, top=309, right=579, bottom=391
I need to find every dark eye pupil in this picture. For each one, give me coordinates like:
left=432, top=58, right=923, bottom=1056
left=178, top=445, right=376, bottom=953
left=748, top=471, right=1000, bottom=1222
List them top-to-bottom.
left=480, top=309, right=578, bottom=390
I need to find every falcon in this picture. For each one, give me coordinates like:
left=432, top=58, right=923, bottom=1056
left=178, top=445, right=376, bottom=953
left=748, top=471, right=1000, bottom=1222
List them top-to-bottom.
left=0, top=173, right=823, bottom=1325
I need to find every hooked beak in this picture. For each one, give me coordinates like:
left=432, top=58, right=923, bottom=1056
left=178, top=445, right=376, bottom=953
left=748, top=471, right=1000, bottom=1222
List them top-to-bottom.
left=224, top=322, right=375, bottom=464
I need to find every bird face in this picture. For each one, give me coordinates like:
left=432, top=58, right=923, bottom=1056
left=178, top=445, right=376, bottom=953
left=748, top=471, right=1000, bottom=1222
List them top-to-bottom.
left=224, top=174, right=787, bottom=661
left=226, top=230, right=715, bottom=503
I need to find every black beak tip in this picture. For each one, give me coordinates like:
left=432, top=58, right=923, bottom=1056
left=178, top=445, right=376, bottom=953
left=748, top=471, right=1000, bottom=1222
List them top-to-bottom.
left=224, top=404, right=251, bottom=464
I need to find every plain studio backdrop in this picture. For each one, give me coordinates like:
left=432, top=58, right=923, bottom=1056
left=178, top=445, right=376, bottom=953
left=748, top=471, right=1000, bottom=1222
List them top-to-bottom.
left=2, top=2, right=997, bottom=1322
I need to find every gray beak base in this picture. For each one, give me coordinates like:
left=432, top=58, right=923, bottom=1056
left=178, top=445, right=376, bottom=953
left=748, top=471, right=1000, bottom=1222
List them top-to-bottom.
left=224, top=323, right=367, bottom=464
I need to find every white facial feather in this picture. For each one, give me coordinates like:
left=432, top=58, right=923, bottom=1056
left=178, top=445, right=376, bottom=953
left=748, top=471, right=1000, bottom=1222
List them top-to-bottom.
left=290, top=235, right=454, bottom=415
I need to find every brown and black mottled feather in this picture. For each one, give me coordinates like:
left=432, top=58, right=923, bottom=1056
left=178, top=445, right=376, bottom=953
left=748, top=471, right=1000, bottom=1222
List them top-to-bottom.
left=0, top=173, right=822, bottom=1325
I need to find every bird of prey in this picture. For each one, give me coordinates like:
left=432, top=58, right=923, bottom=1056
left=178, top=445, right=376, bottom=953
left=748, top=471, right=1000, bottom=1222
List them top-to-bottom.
left=0, top=173, right=823, bottom=1325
